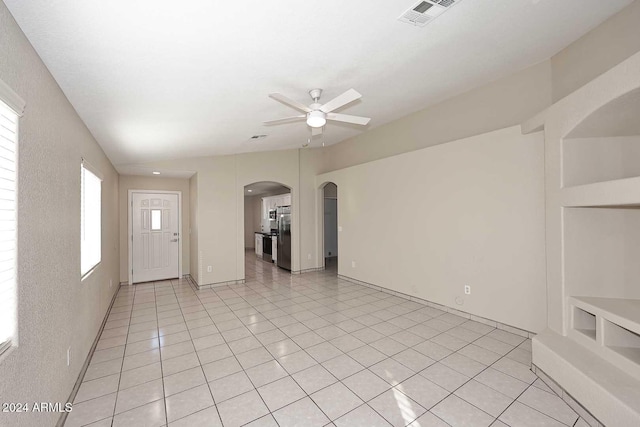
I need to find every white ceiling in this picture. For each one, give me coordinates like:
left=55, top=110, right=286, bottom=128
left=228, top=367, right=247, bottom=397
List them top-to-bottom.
left=5, top=0, right=631, bottom=171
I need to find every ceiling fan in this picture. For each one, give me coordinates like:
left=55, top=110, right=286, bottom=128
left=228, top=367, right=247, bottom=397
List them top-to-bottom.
left=263, top=88, right=371, bottom=136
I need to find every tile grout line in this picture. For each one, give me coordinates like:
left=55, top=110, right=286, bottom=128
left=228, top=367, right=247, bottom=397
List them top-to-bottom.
left=78, top=256, right=562, bottom=427
left=239, top=257, right=544, bottom=425
left=194, top=260, right=344, bottom=425
left=208, top=266, right=462, bottom=424
left=169, top=276, right=226, bottom=427
left=155, top=281, right=170, bottom=426
left=110, top=285, right=134, bottom=424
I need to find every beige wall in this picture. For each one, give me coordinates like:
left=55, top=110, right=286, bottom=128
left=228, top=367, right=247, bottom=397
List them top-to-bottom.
left=551, top=0, right=640, bottom=102
left=0, top=3, right=120, bottom=426
left=321, top=61, right=552, bottom=173
left=318, top=126, right=547, bottom=332
left=135, top=148, right=323, bottom=286
left=189, top=174, right=199, bottom=284
left=118, top=175, right=191, bottom=283
left=244, top=196, right=256, bottom=248
left=252, top=196, right=262, bottom=235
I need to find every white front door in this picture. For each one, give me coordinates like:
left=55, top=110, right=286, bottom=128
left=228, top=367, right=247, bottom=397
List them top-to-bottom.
left=132, top=192, right=180, bottom=283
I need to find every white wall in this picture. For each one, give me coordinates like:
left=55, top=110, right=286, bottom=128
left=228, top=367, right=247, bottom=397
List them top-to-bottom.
left=0, top=3, right=120, bottom=426
left=318, top=126, right=547, bottom=332
left=118, top=175, right=190, bottom=282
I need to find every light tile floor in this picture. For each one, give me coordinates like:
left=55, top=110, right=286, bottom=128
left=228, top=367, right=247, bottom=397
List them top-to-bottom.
left=66, top=254, right=590, bottom=427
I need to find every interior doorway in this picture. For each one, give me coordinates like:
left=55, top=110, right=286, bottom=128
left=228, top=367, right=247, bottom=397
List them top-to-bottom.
left=243, top=181, right=292, bottom=278
left=323, top=183, right=338, bottom=272
left=129, top=190, right=182, bottom=284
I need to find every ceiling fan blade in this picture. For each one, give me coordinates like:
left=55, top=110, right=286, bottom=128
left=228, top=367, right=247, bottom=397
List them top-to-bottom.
left=319, top=88, right=362, bottom=113
left=268, top=93, right=312, bottom=113
left=326, top=113, right=371, bottom=126
left=263, top=115, right=306, bottom=125
left=311, top=126, right=323, bottom=136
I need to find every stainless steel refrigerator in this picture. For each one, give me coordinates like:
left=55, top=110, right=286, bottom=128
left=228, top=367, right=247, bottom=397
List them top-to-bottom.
left=277, top=206, right=291, bottom=271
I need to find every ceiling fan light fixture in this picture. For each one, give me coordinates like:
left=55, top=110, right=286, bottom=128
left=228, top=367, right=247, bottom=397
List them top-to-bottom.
left=307, top=111, right=326, bottom=128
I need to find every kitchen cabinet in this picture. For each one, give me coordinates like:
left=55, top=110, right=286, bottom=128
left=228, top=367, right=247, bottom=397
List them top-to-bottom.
left=260, top=193, right=292, bottom=231
left=262, top=194, right=291, bottom=215
left=255, top=233, right=263, bottom=256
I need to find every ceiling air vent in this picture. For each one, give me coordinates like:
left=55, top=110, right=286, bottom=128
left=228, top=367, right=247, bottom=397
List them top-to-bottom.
left=398, top=0, right=461, bottom=27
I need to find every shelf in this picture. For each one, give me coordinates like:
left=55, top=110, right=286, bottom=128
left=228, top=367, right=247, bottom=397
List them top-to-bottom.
left=562, top=176, right=640, bottom=207
left=567, top=297, right=640, bottom=382
left=571, top=297, right=640, bottom=334
left=572, top=306, right=596, bottom=341
left=604, top=319, right=640, bottom=365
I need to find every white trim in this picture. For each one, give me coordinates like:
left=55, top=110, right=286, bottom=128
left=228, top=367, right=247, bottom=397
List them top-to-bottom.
left=0, top=78, right=25, bottom=117
left=81, top=157, right=104, bottom=181
left=128, top=190, right=183, bottom=285
left=0, top=340, right=12, bottom=358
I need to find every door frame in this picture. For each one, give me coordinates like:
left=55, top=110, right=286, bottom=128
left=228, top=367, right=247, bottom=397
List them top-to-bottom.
left=128, top=189, right=183, bottom=285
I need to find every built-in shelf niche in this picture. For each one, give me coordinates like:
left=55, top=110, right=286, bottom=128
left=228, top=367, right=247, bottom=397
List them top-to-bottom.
left=531, top=53, right=640, bottom=427
left=563, top=88, right=640, bottom=188
left=563, top=136, right=640, bottom=188
left=563, top=207, right=640, bottom=300
left=569, top=296, right=640, bottom=381
left=573, top=306, right=596, bottom=340
left=604, top=319, right=640, bottom=365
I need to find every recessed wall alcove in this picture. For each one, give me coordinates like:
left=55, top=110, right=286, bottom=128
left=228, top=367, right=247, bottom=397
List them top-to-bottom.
left=530, top=53, right=640, bottom=427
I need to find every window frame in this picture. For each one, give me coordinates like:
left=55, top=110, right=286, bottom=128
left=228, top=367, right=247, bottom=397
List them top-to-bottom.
left=0, top=78, right=24, bottom=361
left=80, top=159, right=103, bottom=279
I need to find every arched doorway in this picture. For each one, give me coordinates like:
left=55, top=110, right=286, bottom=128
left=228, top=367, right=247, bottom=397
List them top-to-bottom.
left=243, top=181, right=292, bottom=280
left=322, top=182, right=338, bottom=272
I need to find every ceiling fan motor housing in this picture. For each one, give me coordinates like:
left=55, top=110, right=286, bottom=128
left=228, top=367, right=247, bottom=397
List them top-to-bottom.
left=307, top=110, right=327, bottom=128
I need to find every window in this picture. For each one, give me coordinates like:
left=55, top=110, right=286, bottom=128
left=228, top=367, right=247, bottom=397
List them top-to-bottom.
left=0, top=99, right=18, bottom=357
left=81, top=160, right=102, bottom=277
left=151, top=209, right=162, bottom=230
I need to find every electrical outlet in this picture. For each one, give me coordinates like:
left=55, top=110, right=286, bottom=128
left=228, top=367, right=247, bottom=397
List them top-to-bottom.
left=308, top=253, right=311, bottom=260
left=351, top=261, right=356, bottom=268
left=207, top=266, right=212, bottom=273
left=109, top=279, right=112, bottom=288
left=464, top=285, right=471, bottom=295
left=67, top=347, right=71, bottom=367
